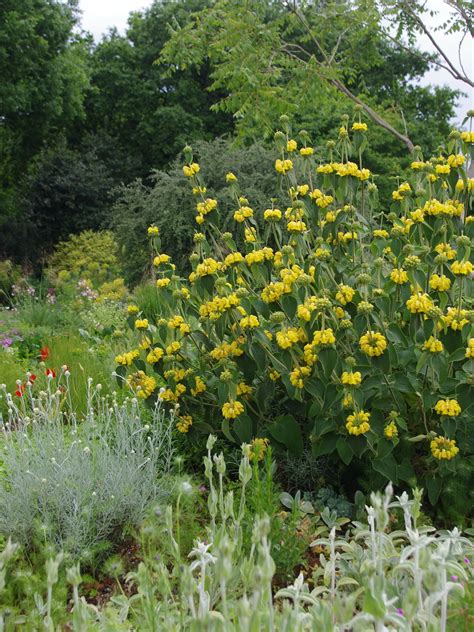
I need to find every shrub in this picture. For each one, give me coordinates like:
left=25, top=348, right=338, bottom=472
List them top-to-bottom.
left=117, top=116, right=474, bottom=510
left=110, top=138, right=278, bottom=284
left=46, top=230, right=123, bottom=289
left=0, top=383, right=175, bottom=559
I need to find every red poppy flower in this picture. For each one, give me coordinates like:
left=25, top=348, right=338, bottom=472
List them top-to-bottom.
left=40, top=346, right=50, bottom=361
left=46, top=368, right=56, bottom=378
left=29, top=374, right=37, bottom=383
left=15, top=384, right=25, bottom=397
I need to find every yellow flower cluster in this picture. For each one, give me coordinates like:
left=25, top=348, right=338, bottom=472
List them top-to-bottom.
left=352, top=122, right=368, bottom=132
left=460, top=131, right=474, bottom=143
left=287, top=139, right=297, bottom=152
left=300, top=147, right=314, bottom=156
left=447, top=154, right=465, bottom=168
left=275, top=159, right=293, bottom=174
left=317, top=161, right=370, bottom=180
left=183, top=162, right=200, bottom=177
left=226, top=172, right=237, bottom=182
left=392, top=182, right=411, bottom=201
left=310, top=189, right=334, bottom=208
left=195, top=198, right=218, bottom=224
left=422, top=198, right=463, bottom=217
left=234, top=206, right=254, bottom=223
left=264, top=208, right=282, bottom=221
left=287, top=220, right=307, bottom=233
left=147, top=225, right=159, bottom=235
left=373, top=229, right=389, bottom=239
left=434, top=243, right=456, bottom=260
left=245, top=247, right=274, bottom=266
left=224, top=252, right=244, bottom=267
left=154, top=254, right=171, bottom=266
left=190, top=258, right=222, bottom=281
left=451, top=260, right=473, bottom=276
left=390, top=268, right=409, bottom=284
left=429, top=274, right=451, bottom=291
left=156, top=278, right=171, bottom=289
left=335, top=284, right=355, bottom=305
left=406, top=291, right=434, bottom=315
left=199, top=293, right=240, bottom=320
left=127, top=304, right=139, bottom=314
left=441, top=307, right=469, bottom=331
left=168, top=315, right=190, bottom=334
left=240, top=315, right=260, bottom=329
left=135, top=318, right=149, bottom=330
left=276, top=327, right=306, bottom=349
left=312, top=328, right=336, bottom=347
left=359, top=331, right=387, bottom=356
left=422, top=336, right=443, bottom=353
left=210, top=338, right=244, bottom=360
left=466, top=338, right=474, bottom=358
left=146, top=347, right=164, bottom=364
left=115, top=350, right=139, bottom=366
left=290, top=365, right=312, bottom=388
left=127, top=371, right=157, bottom=399
left=341, top=371, right=362, bottom=386
left=191, top=376, right=207, bottom=396
left=159, top=383, right=186, bottom=402
left=434, top=398, right=461, bottom=417
left=222, top=399, right=244, bottom=419
left=346, top=411, right=370, bottom=435
left=176, top=415, right=193, bottom=433
left=384, top=421, right=398, bottom=439
left=430, top=436, right=459, bottom=460
left=248, top=437, right=270, bottom=462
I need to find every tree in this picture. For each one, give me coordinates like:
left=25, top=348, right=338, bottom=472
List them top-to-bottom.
left=0, top=0, right=90, bottom=251
left=161, top=0, right=460, bottom=151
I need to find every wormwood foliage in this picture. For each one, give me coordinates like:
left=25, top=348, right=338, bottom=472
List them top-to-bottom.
left=117, top=114, right=474, bottom=501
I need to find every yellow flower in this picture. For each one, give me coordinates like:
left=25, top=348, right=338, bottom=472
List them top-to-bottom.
left=352, top=122, right=368, bottom=132
left=460, top=131, right=474, bottom=143
left=286, top=139, right=297, bottom=152
left=300, top=147, right=314, bottom=156
left=447, top=154, right=465, bottom=168
left=275, top=159, right=293, bottom=174
left=411, top=161, right=426, bottom=170
left=183, top=163, right=200, bottom=177
left=435, top=164, right=451, bottom=175
left=226, top=172, right=237, bottom=182
left=392, top=182, right=411, bottom=201
left=234, top=206, right=254, bottom=223
left=264, top=208, right=282, bottom=221
left=410, top=209, right=425, bottom=223
left=287, top=220, right=307, bottom=233
left=147, top=225, right=159, bottom=235
left=244, top=227, right=257, bottom=243
left=373, top=229, right=389, bottom=239
left=434, top=243, right=456, bottom=260
left=246, top=247, right=274, bottom=266
left=224, top=252, right=244, bottom=267
left=451, top=260, right=473, bottom=276
left=390, top=268, right=409, bottom=285
left=429, top=274, right=451, bottom=291
left=156, top=278, right=171, bottom=288
left=335, top=285, right=355, bottom=305
left=406, top=292, right=434, bottom=315
left=199, top=293, right=240, bottom=320
left=127, top=304, right=139, bottom=314
left=440, top=307, right=469, bottom=331
left=241, top=315, right=260, bottom=329
left=135, top=318, right=149, bottom=330
left=276, top=327, right=306, bottom=349
left=312, top=328, right=335, bottom=347
left=359, top=331, right=387, bottom=357
left=422, top=336, right=443, bottom=353
left=210, top=338, right=244, bottom=360
left=466, top=338, right=474, bottom=358
left=146, top=347, right=164, bottom=364
left=115, top=350, right=139, bottom=366
left=290, top=365, right=312, bottom=388
left=269, top=369, right=281, bottom=381
left=127, top=371, right=157, bottom=399
left=341, top=371, right=362, bottom=386
left=190, top=376, right=207, bottom=396
left=236, top=382, right=253, bottom=396
left=342, top=393, right=353, bottom=409
left=434, top=398, right=461, bottom=417
left=222, top=400, right=244, bottom=419
left=346, top=411, right=370, bottom=435
left=176, top=415, right=193, bottom=433
left=384, top=421, right=398, bottom=439
left=430, top=436, right=459, bottom=460
left=248, top=437, right=269, bottom=462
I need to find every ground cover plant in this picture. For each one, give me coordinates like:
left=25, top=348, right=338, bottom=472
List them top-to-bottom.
left=116, top=115, right=474, bottom=517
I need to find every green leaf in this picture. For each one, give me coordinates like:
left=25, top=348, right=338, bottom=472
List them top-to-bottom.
left=250, top=342, right=266, bottom=372
left=319, top=347, right=338, bottom=378
left=233, top=415, right=253, bottom=443
left=268, top=415, right=303, bottom=455
left=312, top=432, right=338, bottom=457
left=336, top=438, right=353, bottom=465
left=373, top=455, right=398, bottom=483
left=425, top=476, right=442, bottom=505
left=363, top=589, right=386, bottom=619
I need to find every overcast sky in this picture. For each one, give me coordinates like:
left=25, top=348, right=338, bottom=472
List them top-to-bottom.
left=79, top=0, right=472, bottom=123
